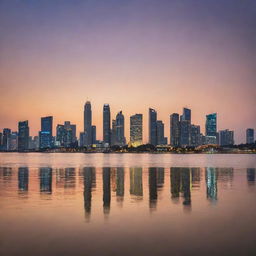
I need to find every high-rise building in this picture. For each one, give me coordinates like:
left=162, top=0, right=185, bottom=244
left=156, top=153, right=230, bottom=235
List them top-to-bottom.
left=84, top=101, right=92, bottom=146
left=103, top=104, right=111, bottom=145
left=149, top=108, right=157, bottom=146
left=180, top=108, right=191, bottom=147
left=181, top=108, right=191, bottom=123
left=116, top=111, right=126, bottom=146
left=170, top=113, right=180, bottom=147
left=205, top=113, right=217, bottom=144
left=130, top=114, right=143, bottom=147
left=39, top=116, right=53, bottom=149
left=18, top=120, right=29, bottom=151
left=111, top=120, right=117, bottom=146
left=156, top=120, right=167, bottom=145
left=180, top=120, right=190, bottom=147
left=56, top=121, right=77, bottom=147
left=92, top=125, right=97, bottom=144
left=190, top=125, right=201, bottom=147
left=2, top=128, right=11, bottom=151
left=246, top=128, right=254, bottom=144
left=219, top=129, right=234, bottom=146
left=0, top=132, right=2, bottom=148
left=9, top=132, right=18, bottom=151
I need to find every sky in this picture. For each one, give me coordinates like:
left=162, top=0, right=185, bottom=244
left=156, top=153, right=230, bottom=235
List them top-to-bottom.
left=0, top=0, right=255, bottom=143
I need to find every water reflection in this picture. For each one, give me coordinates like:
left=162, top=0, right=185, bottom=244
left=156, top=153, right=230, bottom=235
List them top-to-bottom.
left=0, top=166, right=255, bottom=217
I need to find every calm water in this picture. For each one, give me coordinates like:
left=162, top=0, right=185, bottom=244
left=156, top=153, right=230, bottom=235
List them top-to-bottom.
left=0, top=153, right=256, bottom=256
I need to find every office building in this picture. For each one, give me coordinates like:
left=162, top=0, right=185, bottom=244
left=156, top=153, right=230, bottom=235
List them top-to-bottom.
left=84, top=101, right=92, bottom=146
left=103, top=104, right=111, bottom=145
left=149, top=108, right=157, bottom=146
left=180, top=108, right=191, bottom=147
left=115, top=111, right=126, bottom=146
left=170, top=113, right=180, bottom=147
left=205, top=113, right=217, bottom=144
left=130, top=114, right=143, bottom=147
left=39, top=116, right=53, bottom=149
left=18, top=120, right=29, bottom=151
left=111, top=120, right=117, bottom=146
left=156, top=120, right=167, bottom=145
left=56, top=121, right=77, bottom=147
left=92, top=125, right=97, bottom=144
left=190, top=125, right=200, bottom=147
left=2, top=128, right=11, bottom=151
left=246, top=128, right=254, bottom=144
left=219, top=129, right=234, bottom=146
left=9, top=132, right=18, bottom=151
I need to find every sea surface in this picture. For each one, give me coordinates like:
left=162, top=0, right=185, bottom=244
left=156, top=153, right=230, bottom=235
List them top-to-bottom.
left=0, top=153, right=256, bottom=256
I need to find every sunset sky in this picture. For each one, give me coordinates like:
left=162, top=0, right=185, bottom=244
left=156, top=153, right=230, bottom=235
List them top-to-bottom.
left=0, top=0, right=255, bottom=143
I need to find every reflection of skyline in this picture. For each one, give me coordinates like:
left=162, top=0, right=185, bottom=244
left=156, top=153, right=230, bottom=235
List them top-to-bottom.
left=18, top=167, right=29, bottom=192
left=103, top=167, right=111, bottom=215
left=39, top=168, right=52, bottom=193
left=116, top=168, right=124, bottom=203
left=130, top=168, right=143, bottom=198
left=149, top=168, right=157, bottom=209
left=206, top=168, right=217, bottom=202
left=247, top=168, right=255, bottom=186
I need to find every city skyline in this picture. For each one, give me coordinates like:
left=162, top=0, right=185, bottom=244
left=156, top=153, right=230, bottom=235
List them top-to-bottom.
left=0, top=0, right=256, bottom=143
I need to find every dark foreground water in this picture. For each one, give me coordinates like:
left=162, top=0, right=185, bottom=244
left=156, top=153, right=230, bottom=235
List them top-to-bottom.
left=0, top=153, right=256, bottom=256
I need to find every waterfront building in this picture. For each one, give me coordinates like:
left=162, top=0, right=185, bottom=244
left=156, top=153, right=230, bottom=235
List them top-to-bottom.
left=84, top=101, right=92, bottom=146
left=103, top=104, right=111, bottom=145
left=149, top=108, right=157, bottom=146
left=180, top=108, right=191, bottom=147
left=116, top=111, right=126, bottom=146
left=170, top=113, right=180, bottom=147
left=205, top=113, right=217, bottom=144
left=130, top=114, right=143, bottom=147
left=39, top=116, right=53, bottom=149
left=18, top=120, right=29, bottom=151
left=111, top=120, right=117, bottom=146
left=156, top=120, right=167, bottom=145
left=56, top=121, right=77, bottom=147
left=92, top=125, right=97, bottom=144
left=190, top=125, right=200, bottom=147
left=2, top=128, right=11, bottom=151
left=246, top=128, right=254, bottom=144
left=219, top=129, right=234, bottom=146
left=0, top=132, right=2, bottom=148
left=9, top=132, right=18, bottom=151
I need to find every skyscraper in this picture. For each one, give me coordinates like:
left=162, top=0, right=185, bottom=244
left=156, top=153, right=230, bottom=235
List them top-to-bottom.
left=84, top=101, right=92, bottom=146
left=103, top=104, right=111, bottom=145
left=149, top=108, right=157, bottom=146
left=180, top=108, right=191, bottom=147
left=115, top=111, right=126, bottom=146
left=170, top=113, right=180, bottom=147
left=205, top=113, right=217, bottom=144
left=130, top=114, right=143, bottom=147
left=39, top=116, right=53, bottom=149
left=18, top=120, right=29, bottom=151
left=111, top=120, right=117, bottom=146
left=156, top=120, right=167, bottom=145
left=56, top=121, right=77, bottom=147
left=92, top=125, right=97, bottom=144
left=190, top=125, right=201, bottom=147
left=2, top=128, right=11, bottom=151
left=246, top=128, right=254, bottom=144
left=219, top=129, right=234, bottom=146
left=0, top=132, right=2, bottom=149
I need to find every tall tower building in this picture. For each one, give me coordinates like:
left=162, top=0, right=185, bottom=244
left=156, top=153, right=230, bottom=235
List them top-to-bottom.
left=84, top=101, right=92, bottom=146
left=103, top=104, right=111, bottom=145
left=149, top=108, right=157, bottom=146
left=180, top=108, right=191, bottom=147
left=181, top=108, right=191, bottom=123
left=116, top=111, right=126, bottom=146
left=170, top=113, right=180, bottom=147
left=205, top=113, right=217, bottom=136
left=130, top=114, right=143, bottom=147
left=39, top=116, right=53, bottom=149
left=18, top=120, right=29, bottom=151
left=156, top=120, right=166, bottom=145
left=190, top=125, right=200, bottom=147
left=2, top=128, right=11, bottom=151
left=246, top=128, right=254, bottom=144
left=220, top=129, right=234, bottom=146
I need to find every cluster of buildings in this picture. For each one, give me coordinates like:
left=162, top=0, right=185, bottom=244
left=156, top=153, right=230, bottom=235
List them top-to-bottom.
left=0, top=101, right=255, bottom=151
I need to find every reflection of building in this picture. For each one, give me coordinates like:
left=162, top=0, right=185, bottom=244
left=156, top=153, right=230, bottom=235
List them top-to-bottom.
left=130, top=114, right=143, bottom=147
left=18, top=167, right=29, bottom=192
left=83, top=167, right=96, bottom=217
left=103, top=167, right=111, bottom=214
left=39, top=168, right=52, bottom=193
left=64, top=168, right=76, bottom=190
left=116, top=168, right=124, bottom=199
left=130, top=168, right=143, bottom=197
left=149, top=168, right=157, bottom=208
left=157, top=168, right=165, bottom=189
left=170, top=168, right=181, bottom=198
left=181, top=168, right=191, bottom=206
left=191, top=168, right=201, bottom=189
left=205, top=168, right=217, bottom=201
left=247, top=168, right=255, bottom=185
